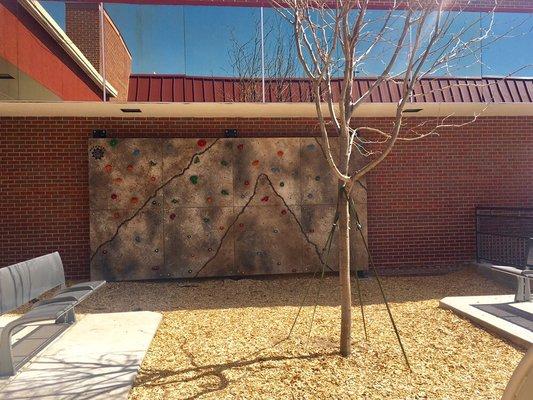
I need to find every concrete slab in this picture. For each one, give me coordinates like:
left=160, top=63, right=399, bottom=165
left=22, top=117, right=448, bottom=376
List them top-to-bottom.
left=440, top=295, right=533, bottom=348
left=0, top=311, right=161, bottom=400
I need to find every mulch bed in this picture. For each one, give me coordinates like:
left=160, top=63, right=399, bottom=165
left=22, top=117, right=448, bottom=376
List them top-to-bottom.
left=76, top=267, right=524, bottom=399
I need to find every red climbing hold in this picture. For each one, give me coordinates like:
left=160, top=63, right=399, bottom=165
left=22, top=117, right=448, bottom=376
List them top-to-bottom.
left=197, top=139, right=207, bottom=147
left=237, top=143, right=244, bottom=150
left=277, top=150, right=284, bottom=157
left=252, top=160, right=260, bottom=166
left=104, top=164, right=113, bottom=173
left=127, top=164, right=134, bottom=172
left=150, top=176, right=157, bottom=182
left=114, top=177, right=123, bottom=184
left=244, top=180, right=250, bottom=186
left=111, top=193, right=118, bottom=200
left=206, top=196, right=213, bottom=203
left=261, top=196, right=269, bottom=202
left=131, top=197, right=139, bottom=204
left=281, top=209, right=287, bottom=215
left=113, top=212, right=120, bottom=219
left=170, top=213, right=176, bottom=220
left=239, top=223, right=244, bottom=228
left=219, top=226, right=225, bottom=230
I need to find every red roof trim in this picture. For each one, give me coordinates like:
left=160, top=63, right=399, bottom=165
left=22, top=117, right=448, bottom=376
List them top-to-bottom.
left=128, top=75, right=533, bottom=103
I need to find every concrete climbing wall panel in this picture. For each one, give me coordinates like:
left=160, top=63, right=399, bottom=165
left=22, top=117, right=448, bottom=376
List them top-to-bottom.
left=89, top=137, right=368, bottom=281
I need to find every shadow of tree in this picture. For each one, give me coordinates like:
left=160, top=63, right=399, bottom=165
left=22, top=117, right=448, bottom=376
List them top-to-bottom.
left=135, top=342, right=336, bottom=400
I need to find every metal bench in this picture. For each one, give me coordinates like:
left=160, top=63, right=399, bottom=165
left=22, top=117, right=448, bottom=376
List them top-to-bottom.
left=491, top=238, right=533, bottom=302
left=0, top=252, right=105, bottom=376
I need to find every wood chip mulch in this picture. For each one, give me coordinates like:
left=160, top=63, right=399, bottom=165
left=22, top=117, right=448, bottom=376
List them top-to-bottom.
left=77, top=267, right=525, bottom=400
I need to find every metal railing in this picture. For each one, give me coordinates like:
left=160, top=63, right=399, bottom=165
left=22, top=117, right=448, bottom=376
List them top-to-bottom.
left=476, top=207, right=533, bottom=267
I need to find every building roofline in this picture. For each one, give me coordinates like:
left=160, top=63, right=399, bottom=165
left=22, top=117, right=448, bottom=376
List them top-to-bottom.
left=18, top=0, right=118, bottom=98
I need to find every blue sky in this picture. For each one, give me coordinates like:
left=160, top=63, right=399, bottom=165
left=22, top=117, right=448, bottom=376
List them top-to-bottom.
left=42, top=1, right=532, bottom=77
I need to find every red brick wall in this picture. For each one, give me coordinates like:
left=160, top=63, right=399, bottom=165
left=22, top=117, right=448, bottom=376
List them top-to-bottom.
left=65, top=2, right=131, bottom=101
left=1, top=116, right=532, bottom=279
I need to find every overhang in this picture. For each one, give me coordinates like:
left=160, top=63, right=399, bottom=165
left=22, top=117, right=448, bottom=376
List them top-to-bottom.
left=18, top=0, right=118, bottom=98
left=1, top=101, right=532, bottom=118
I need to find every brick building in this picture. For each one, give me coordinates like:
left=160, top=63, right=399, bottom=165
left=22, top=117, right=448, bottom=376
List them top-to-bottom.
left=1, top=0, right=532, bottom=279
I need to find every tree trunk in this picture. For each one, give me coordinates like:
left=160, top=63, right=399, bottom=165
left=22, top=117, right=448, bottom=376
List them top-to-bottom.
left=338, top=131, right=352, bottom=357
left=339, top=190, right=351, bottom=356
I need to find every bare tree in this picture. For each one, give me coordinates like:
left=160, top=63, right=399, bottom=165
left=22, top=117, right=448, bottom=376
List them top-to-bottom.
left=269, top=0, right=526, bottom=357
left=228, top=16, right=297, bottom=101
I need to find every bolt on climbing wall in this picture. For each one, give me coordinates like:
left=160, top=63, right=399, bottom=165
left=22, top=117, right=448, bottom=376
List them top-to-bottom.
left=89, top=138, right=368, bottom=281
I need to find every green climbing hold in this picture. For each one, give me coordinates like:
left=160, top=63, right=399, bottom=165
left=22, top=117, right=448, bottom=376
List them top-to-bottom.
left=109, top=138, right=118, bottom=147
left=194, top=156, right=200, bottom=164
left=221, top=160, right=228, bottom=166
left=190, top=175, right=199, bottom=185
left=221, top=189, right=229, bottom=196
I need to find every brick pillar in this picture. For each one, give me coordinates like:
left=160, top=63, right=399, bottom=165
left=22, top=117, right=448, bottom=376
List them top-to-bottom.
left=65, top=2, right=131, bottom=101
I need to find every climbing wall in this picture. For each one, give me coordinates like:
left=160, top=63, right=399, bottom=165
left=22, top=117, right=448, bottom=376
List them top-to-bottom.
left=89, top=138, right=368, bottom=281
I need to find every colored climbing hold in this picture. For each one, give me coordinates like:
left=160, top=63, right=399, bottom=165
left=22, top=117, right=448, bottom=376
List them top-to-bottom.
left=109, top=138, right=118, bottom=147
left=197, top=139, right=207, bottom=147
left=237, top=143, right=244, bottom=150
left=132, top=148, right=140, bottom=156
left=277, top=150, right=284, bottom=157
left=194, top=156, right=200, bottom=164
left=149, top=160, right=157, bottom=166
left=220, top=160, right=228, bottom=166
left=252, top=160, right=260, bottom=167
left=104, top=164, right=113, bottom=173
left=127, top=164, right=134, bottom=172
left=271, top=167, right=280, bottom=173
left=190, top=175, right=199, bottom=185
left=150, top=176, right=157, bottom=182
left=315, top=176, right=321, bottom=181
left=114, top=177, right=123, bottom=184
left=244, top=180, right=250, bottom=186
left=279, top=182, right=285, bottom=187
left=221, top=189, right=229, bottom=196
left=111, top=193, right=118, bottom=200
left=307, top=193, right=313, bottom=199
left=206, top=196, right=213, bottom=203
left=261, top=196, right=269, bottom=202
left=131, top=197, right=139, bottom=204
left=171, top=198, right=178, bottom=204
left=152, top=200, right=157, bottom=205
left=281, top=209, right=287, bottom=215
left=113, top=212, right=120, bottom=219
left=170, top=213, right=176, bottom=220
left=203, top=217, right=210, bottom=223
left=239, top=223, right=244, bottom=229
left=219, top=226, right=225, bottom=230
left=273, top=229, right=279, bottom=234
left=309, top=229, right=315, bottom=233
left=208, top=248, right=213, bottom=252
left=154, top=249, right=159, bottom=253
left=102, top=250, right=107, bottom=254
left=277, top=262, right=282, bottom=266
left=151, top=266, right=160, bottom=271
left=188, top=269, right=193, bottom=274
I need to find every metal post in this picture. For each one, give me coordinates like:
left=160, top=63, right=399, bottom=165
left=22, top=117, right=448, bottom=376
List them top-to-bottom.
left=99, top=2, right=107, bottom=102
left=260, top=7, right=265, bottom=103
